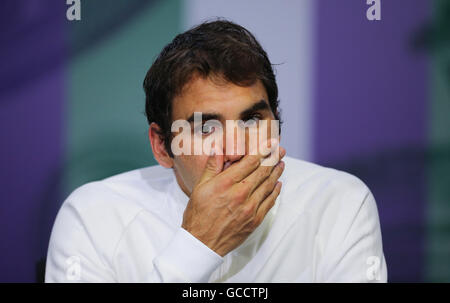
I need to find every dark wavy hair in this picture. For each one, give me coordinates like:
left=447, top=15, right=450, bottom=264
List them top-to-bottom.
left=143, top=19, right=280, bottom=157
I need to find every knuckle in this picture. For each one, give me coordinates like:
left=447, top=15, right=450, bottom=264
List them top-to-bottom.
left=248, top=156, right=260, bottom=168
left=276, top=162, right=284, bottom=174
left=272, top=165, right=282, bottom=178
left=263, top=166, right=273, bottom=179
left=254, top=167, right=270, bottom=185
left=269, top=173, right=280, bottom=186
left=231, top=174, right=242, bottom=184
left=222, top=176, right=234, bottom=188
left=263, top=182, right=274, bottom=197
left=234, top=188, right=249, bottom=202
left=226, top=196, right=242, bottom=209
left=267, top=197, right=276, bottom=208
left=241, top=204, right=255, bottom=217
left=250, top=216, right=262, bottom=229
left=242, top=224, right=254, bottom=234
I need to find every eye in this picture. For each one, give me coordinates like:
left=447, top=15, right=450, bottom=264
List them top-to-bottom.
left=243, top=114, right=261, bottom=126
left=194, top=124, right=216, bottom=136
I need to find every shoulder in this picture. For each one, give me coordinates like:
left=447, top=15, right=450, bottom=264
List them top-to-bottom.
left=279, top=156, right=376, bottom=223
left=282, top=156, right=370, bottom=197
left=278, top=157, right=384, bottom=265
left=64, top=164, right=174, bottom=215
left=53, top=165, right=175, bottom=254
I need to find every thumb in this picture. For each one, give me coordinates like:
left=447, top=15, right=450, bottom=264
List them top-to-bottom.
left=198, top=148, right=223, bottom=185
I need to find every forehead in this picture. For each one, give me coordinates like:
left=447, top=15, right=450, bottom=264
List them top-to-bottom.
left=171, top=75, right=269, bottom=120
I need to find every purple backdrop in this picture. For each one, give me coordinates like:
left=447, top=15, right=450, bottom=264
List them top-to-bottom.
left=314, top=0, right=431, bottom=281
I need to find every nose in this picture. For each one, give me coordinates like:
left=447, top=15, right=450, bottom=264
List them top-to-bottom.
left=222, top=121, right=245, bottom=166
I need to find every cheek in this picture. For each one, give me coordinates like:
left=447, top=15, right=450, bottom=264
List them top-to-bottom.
left=244, top=120, right=278, bottom=154
left=173, top=155, right=210, bottom=190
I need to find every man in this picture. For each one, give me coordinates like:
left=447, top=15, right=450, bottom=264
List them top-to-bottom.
left=45, top=20, right=387, bottom=282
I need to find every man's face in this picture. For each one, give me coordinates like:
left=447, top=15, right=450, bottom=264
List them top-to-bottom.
left=169, top=75, right=277, bottom=196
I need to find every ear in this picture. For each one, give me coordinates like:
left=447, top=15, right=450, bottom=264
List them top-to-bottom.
left=148, top=123, right=174, bottom=168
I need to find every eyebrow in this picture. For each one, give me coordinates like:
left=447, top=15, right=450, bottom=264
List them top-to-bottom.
left=185, top=99, right=270, bottom=123
left=239, top=100, right=270, bottom=119
left=186, top=113, right=222, bottom=123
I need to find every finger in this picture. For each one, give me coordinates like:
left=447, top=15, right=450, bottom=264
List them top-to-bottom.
left=221, top=138, right=279, bottom=183
left=260, top=140, right=281, bottom=167
left=198, top=147, right=224, bottom=185
left=239, top=147, right=286, bottom=195
left=248, top=160, right=284, bottom=204
left=254, top=181, right=282, bottom=226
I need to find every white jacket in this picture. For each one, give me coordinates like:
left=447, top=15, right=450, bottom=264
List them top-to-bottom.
left=45, top=156, right=387, bottom=282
